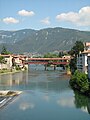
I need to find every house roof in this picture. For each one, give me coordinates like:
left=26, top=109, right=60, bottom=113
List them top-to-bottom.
left=85, top=42, right=90, bottom=47
left=82, top=50, right=90, bottom=54
left=0, top=54, right=13, bottom=57
left=0, top=54, right=27, bottom=59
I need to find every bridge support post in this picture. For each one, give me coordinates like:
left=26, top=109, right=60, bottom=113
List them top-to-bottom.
left=45, top=65, right=47, bottom=71
left=54, top=65, right=56, bottom=70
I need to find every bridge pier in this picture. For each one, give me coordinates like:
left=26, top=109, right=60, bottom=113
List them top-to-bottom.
left=44, top=64, right=56, bottom=71
left=45, top=65, right=47, bottom=71
left=54, top=65, right=56, bottom=70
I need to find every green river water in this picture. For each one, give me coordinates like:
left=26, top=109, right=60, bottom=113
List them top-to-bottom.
left=0, top=65, right=90, bottom=120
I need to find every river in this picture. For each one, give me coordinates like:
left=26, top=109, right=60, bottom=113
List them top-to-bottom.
left=0, top=65, right=90, bottom=120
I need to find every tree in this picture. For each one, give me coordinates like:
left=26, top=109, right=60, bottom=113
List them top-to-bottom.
left=69, top=41, right=84, bottom=73
left=69, top=41, right=84, bottom=56
left=1, top=46, right=10, bottom=55
left=58, top=51, right=64, bottom=57
left=44, top=52, right=58, bottom=58
left=0, top=56, right=6, bottom=64
left=69, top=57, right=77, bottom=74
left=70, top=70, right=89, bottom=93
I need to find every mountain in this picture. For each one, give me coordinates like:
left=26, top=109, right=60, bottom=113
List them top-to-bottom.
left=0, top=27, right=90, bottom=54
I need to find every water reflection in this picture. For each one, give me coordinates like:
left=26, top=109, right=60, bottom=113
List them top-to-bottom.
left=0, top=69, right=90, bottom=120
left=0, top=70, right=70, bottom=93
left=0, top=71, right=28, bottom=87
left=74, top=90, right=90, bottom=114
left=42, top=94, right=50, bottom=102
left=57, top=96, right=75, bottom=108
left=19, top=102, right=35, bottom=111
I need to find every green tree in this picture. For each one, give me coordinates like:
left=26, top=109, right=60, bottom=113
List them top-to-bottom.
left=69, top=41, right=84, bottom=73
left=69, top=41, right=84, bottom=56
left=1, top=46, right=10, bottom=55
left=58, top=51, right=64, bottom=57
left=44, top=52, right=58, bottom=58
left=0, top=56, right=6, bottom=64
left=69, top=57, right=77, bottom=74
left=70, top=70, right=89, bottom=93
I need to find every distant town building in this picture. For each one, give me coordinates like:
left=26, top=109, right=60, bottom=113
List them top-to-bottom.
left=84, top=42, right=90, bottom=51
left=0, top=54, right=28, bottom=70
left=0, top=54, right=13, bottom=70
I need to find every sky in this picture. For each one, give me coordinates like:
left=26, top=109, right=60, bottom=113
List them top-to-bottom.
left=0, top=0, right=90, bottom=31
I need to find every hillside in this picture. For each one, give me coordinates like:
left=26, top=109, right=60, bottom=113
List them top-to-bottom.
left=0, top=27, right=90, bottom=54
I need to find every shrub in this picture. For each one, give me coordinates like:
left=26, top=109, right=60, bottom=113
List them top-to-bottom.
left=15, top=65, right=21, bottom=70
left=70, top=70, right=89, bottom=93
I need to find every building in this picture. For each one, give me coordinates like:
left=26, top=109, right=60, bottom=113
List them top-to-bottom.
left=77, top=42, right=90, bottom=74
left=84, top=42, right=90, bottom=51
left=77, top=51, right=90, bottom=74
left=0, top=54, right=28, bottom=70
left=0, top=54, right=13, bottom=70
left=13, top=55, right=28, bottom=70
left=87, top=55, right=90, bottom=80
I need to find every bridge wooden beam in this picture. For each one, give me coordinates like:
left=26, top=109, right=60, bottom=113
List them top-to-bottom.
left=28, top=57, right=70, bottom=61
left=24, top=61, right=69, bottom=65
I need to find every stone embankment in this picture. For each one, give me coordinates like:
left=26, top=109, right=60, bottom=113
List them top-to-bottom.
left=0, top=90, right=22, bottom=108
left=0, top=90, right=22, bottom=96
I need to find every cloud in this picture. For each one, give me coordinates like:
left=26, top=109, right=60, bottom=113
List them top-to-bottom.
left=56, top=6, right=90, bottom=26
left=18, top=10, right=35, bottom=16
left=3, top=17, right=19, bottom=24
left=41, top=17, right=51, bottom=25
left=42, top=95, right=50, bottom=102
left=57, top=97, right=75, bottom=108
left=19, top=102, right=35, bottom=111
left=81, top=107, right=88, bottom=113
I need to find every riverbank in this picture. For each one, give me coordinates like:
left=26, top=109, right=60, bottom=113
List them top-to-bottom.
left=0, top=69, right=28, bottom=75
left=69, top=70, right=90, bottom=97
left=69, top=83, right=90, bottom=97
left=0, top=90, right=22, bottom=96
left=0, top=90, right=22, bottom=108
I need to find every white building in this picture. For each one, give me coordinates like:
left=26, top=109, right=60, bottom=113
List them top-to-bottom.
left=77, top=42, right=90, bottom=74
left=84, top=42, right=90, bottom=51
left=77, top=51, right=90, bottom=74
left=0, top=54, right=28, bottom=70
left=0, top=54, right=13, bottom=70
left=13, top=55, right=28, bottom=70
left=87, top=55, right=90, bottom=80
